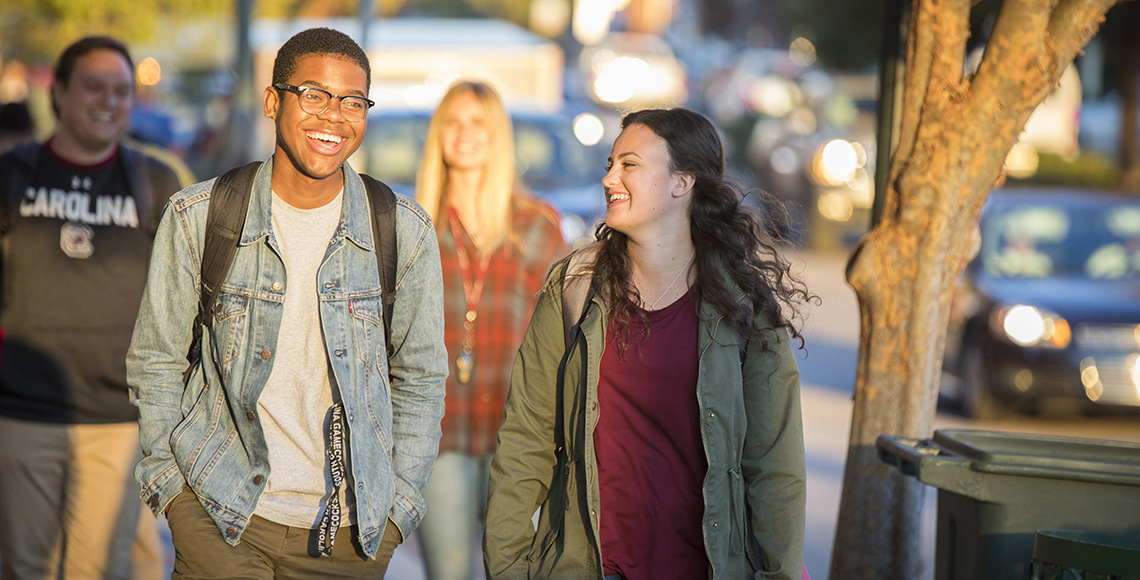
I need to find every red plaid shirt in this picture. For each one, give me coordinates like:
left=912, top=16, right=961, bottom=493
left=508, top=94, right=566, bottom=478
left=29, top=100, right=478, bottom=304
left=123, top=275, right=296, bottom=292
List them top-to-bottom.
left=438, top=196, right=568, bottom=455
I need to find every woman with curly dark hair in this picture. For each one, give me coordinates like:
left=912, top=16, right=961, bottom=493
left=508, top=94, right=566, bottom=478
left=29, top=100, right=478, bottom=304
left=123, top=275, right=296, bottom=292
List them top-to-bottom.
left=484, top=108, right=814, bottom=579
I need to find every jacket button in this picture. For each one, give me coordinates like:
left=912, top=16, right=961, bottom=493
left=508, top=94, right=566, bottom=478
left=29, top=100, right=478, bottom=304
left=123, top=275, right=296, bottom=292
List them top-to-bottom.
left=272, top=281, right=283, bottom=292
left=214, top=304, right=223, bottom=314
left=335, top=349, right=347, bottom=357
left=260, top=350, right=272, bottom=360
left=247, top=411, right=257, bottom=421
left=709, top=412, right=716, bottom=419
left=253, top=475, right=264, bottom=485
left=148, top=494, right=159, bottom=508
left=712, top=522, right=719, bottom=528
left=226, top=527, right=237, bottom=537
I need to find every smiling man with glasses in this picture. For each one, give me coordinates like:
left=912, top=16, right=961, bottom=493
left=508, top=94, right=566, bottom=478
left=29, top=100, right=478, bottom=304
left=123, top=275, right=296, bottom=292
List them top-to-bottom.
left=128, top=27, right=447, bottom=578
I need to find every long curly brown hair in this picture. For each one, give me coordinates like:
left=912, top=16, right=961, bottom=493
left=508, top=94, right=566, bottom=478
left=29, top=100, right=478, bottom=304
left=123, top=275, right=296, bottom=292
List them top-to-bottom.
left=591, top=108, right=816, bottom=352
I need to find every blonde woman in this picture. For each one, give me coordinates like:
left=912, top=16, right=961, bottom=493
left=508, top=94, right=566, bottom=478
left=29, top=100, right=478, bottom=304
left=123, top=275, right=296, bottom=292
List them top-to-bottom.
left=415, top=81, right=568, bottom=580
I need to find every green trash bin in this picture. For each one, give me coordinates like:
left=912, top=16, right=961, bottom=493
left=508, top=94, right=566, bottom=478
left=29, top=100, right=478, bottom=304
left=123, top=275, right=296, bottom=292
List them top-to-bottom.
left=877, top=429, right=1140, bottom=580
left=1030, top=529, right=1140, bottom=579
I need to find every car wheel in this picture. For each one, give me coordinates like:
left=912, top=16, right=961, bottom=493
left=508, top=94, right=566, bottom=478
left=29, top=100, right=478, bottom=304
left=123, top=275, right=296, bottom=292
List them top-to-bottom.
left=961, top=344, right=1006, bottom=420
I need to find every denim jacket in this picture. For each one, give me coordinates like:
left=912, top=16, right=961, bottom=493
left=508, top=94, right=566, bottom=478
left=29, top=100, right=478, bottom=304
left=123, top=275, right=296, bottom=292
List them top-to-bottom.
left=127, top=158, right=447, bottom=558
left=484, top=255, right=806, bottom=578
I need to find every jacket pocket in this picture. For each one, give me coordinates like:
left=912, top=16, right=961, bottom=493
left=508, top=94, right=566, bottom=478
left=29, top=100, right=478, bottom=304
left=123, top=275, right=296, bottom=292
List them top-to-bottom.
left=211, top=291, right=248, bottom=376
left=350, top=296, right=383, bottom=375
left=170, top=380, right=226, bottom=485
left=728, top=466, right=745, bottom=554
left=527, top=497, right=560, bottom=569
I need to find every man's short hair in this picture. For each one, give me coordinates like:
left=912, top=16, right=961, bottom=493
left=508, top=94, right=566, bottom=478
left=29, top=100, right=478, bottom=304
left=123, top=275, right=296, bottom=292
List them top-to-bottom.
left=272, top=28, right=371, bottom=90
left=54, top=36, right=134, bottom=89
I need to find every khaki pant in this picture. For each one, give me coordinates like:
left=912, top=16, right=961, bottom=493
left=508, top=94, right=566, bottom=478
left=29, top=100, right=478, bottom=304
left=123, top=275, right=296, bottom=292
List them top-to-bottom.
left=0, top=417, right=157, bottom=579
left=166, top=488, right=402, bottom=579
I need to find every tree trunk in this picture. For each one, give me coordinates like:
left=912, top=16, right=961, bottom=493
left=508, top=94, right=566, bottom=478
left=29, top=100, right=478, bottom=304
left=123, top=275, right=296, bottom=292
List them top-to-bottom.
left=828, top=0, right=1124, bottom=577
left=1107, top=3, right=1140, bottom=191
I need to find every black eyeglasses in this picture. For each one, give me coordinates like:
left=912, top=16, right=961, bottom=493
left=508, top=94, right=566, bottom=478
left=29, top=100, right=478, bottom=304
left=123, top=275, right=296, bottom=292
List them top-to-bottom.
left=274, top=83, right=374, bottom=123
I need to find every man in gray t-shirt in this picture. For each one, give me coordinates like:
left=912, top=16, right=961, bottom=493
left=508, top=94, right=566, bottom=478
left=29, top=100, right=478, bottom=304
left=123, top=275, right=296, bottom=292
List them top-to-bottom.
left=128, top=27, right=447, bottom=577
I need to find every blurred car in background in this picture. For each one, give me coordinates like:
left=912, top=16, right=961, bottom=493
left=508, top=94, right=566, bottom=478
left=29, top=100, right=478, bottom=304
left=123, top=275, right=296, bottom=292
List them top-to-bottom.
left=578, top=32, right=689, bottom=110
left=738, top=70, right=877, bottom=249
left=355, top=106, right=608, bottom=244
left=941, top=188, right=1140, bottom=418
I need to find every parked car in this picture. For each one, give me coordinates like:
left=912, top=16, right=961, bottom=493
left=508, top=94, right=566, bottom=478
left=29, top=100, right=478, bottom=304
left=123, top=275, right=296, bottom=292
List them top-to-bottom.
left=354, top=106, right=609, bottom=243
left=942, top=188, right=1140, bottom=418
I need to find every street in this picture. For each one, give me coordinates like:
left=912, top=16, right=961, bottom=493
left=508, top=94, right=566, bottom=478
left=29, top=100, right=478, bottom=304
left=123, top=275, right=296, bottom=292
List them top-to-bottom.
left=157, top=249, right=1140, bottom=579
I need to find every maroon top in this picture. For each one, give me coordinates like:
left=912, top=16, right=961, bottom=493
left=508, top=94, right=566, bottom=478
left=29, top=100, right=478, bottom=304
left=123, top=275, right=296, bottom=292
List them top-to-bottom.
left=594, top=290, right=710, bottom=579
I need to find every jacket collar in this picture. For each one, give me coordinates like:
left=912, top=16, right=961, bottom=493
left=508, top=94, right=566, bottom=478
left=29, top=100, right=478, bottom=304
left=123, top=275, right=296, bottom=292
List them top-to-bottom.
left=242, top=156, right=373, bottom=249
left=571, top=246, right=749, bottom=320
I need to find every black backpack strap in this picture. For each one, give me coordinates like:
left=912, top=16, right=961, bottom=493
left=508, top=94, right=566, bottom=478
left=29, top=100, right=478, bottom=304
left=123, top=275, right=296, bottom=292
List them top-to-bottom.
left=1, top=143, right=41, bottom=235
left=119, top=146, right=156, bottom=236
left=184, top=161, right=260, bottom=380
left=200, top=162, right=261, bottom=326
left=185, top=166, right=394, bottom=381
left=360, top=174, right=397, bottom=356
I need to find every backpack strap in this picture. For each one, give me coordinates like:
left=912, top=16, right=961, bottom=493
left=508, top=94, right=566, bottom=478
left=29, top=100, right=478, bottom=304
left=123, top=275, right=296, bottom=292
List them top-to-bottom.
left=1, top=143, right=42, bottom=235
left=119, top=145, right=156, bottom=236
left=184, top=162, right=260, bottom=380
left=199, top=162, right=260, bottom=328
left=184, top=166, right=398, bottom=380
left=360, top=174, right=397, bottom=356
left=561, top=249, right=595, bottom=349
left=550, top=252, right=593, bottom=531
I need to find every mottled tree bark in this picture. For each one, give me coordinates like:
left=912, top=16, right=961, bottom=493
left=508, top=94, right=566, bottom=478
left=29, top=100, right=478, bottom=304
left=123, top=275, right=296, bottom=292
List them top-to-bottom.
left=828, top=0, right=1126, bottom=577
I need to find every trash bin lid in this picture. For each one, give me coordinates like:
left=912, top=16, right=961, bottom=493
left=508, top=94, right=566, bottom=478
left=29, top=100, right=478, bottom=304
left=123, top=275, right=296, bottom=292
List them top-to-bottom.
left=877, top=429, right=1140, bottom=488
left=932, top=429, right=1140, bottom=485
left=1033, top=529, right=1140, bottom=576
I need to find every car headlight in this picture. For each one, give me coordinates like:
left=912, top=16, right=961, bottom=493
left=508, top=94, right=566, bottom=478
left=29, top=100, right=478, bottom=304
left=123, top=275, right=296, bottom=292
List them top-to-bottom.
left=572, top=113, right=605, bottom=146
left=811, top=139, right=860, bottom=186
left=992, top=304, right=1071, bottom=348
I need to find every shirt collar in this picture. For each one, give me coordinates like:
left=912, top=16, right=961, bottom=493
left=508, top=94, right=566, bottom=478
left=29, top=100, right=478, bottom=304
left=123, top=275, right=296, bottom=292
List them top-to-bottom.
left=243, top=156, right=373, bottom=249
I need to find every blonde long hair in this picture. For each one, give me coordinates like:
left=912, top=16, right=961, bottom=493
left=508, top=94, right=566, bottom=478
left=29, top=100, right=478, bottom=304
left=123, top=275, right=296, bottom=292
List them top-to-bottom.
left=416, top=81, right=517, bottom=249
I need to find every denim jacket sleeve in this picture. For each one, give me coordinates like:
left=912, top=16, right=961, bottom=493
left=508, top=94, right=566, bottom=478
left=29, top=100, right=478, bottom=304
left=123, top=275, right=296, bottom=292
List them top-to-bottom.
left=127, top=181, right=212, bottom=515
left=385, top=198, right=448, bottom=538
left=742, top=317, right=807, bottom=579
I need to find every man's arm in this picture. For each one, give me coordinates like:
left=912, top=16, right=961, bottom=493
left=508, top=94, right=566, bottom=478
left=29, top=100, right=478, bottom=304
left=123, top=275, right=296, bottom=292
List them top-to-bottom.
left=127, top=192, right=203, bottom=515
left=384, top=204, right=448, bottom=538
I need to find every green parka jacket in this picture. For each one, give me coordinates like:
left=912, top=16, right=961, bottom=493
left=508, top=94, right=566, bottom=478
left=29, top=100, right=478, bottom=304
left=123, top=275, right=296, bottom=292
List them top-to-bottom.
left=484, top=254, right=806, bottom=579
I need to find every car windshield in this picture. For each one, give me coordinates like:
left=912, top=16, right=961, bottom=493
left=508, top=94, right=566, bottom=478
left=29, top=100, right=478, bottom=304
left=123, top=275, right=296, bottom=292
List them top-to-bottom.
left=365, top=114, right=600, bottom=191
left=980, top=200, right=1140, bottom=280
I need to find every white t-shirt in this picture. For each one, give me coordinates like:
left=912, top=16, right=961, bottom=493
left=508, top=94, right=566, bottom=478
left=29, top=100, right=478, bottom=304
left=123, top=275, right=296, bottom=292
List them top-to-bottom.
left=254, top=189, right=356, bottom=528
